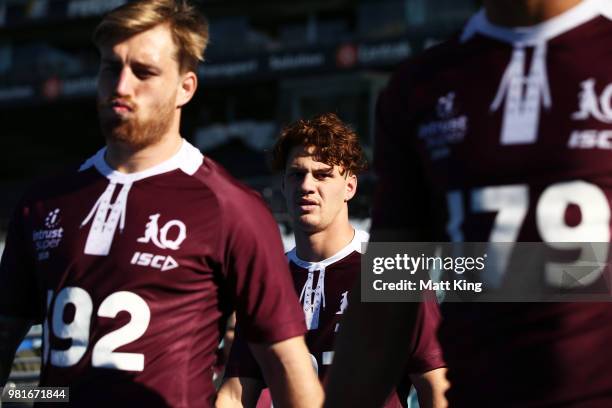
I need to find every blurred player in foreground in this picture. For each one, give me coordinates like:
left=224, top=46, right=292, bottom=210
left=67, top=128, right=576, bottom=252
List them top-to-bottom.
left=326, top=0, right=612, bottom=407
left=0, top=1, right=322, bottom=406
left=216, top=113, right=447, bottom=408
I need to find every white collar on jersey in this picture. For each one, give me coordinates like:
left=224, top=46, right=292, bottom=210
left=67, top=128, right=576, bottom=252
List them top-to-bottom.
left=458, top=0, right=609, bottom=146
left=461, top=0, right=605, bottom=45
left=77, top=139, right=203, bottom=257
left=78, top=139, right=203, bottom=183
left=287, top=228, right=370, bottom=269
left=288, top=228, right=369, bottom=330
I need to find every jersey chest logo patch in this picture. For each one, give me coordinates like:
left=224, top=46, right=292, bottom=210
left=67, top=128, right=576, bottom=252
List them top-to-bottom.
left=568, top=78, right=612, bottom=151
left=572, top=78, right=612, bottom=124
left=417, top=91, right=468, bottom=160
left=33, top=208, right=64, bottom=261
left=137, top=213, right=187, bottom=250
left=130, top=214, right=186, bottom=272
left=130, top=252, right=179, bottom=271
left=334, top=291, right=349, bottom=333
left=335, top=291, right=348, bottom=315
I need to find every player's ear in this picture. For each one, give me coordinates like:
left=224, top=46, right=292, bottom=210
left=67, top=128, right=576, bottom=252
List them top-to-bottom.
left=176, top=71, right=198, bottom=108
left=344, top=173, right=357, bottom=202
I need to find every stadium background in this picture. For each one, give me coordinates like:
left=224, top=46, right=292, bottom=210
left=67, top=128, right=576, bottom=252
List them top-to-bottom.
left=0, top=0, right=476, bottom=404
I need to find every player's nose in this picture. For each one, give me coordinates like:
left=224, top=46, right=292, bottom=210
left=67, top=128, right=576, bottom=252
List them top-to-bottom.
left=114, top=66, right=136, bottom=96
left=299, top=173, right=316, bottom=193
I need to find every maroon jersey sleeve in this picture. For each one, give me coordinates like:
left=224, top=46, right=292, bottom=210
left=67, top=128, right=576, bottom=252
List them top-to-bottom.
left=221, top=191, right=306, bottom=344
left=0, top=199, right=43, bottom=321
left=385, top=299, right=444, bottom=408
left=404, top=299, right=445, bottom=374
left=224, top=324, right=265, bottom=380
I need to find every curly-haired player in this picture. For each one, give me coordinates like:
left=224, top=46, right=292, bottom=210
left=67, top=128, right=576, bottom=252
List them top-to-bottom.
left=216, top=113, right=447, bottom=408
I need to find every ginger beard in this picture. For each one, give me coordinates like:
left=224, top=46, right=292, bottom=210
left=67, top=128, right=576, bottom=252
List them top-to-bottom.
left=97, top=93, right=176, bottom=150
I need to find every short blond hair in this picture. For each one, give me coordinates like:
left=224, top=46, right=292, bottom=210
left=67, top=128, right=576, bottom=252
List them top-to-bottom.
left=93, top=0, right=209, bottom=73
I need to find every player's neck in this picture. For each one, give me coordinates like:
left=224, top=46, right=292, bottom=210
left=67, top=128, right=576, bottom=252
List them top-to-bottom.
left=483, top=0, right=582, bottom=27
left=105, top=133, right=183, bottom=174
left=294, top=220, right=355, bottom=263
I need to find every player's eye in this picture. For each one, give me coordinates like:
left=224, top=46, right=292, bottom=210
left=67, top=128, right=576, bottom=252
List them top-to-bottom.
left=134, top=69, right=155, bottom=79
left=314, top=172, right=332, bottom=180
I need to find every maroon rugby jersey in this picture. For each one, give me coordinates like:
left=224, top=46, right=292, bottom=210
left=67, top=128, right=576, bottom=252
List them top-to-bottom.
left=373, top=0, right=612, bottom=406
left=0, top=140, right=306, bottom=407
left=225, top=230, right=445, bottom=407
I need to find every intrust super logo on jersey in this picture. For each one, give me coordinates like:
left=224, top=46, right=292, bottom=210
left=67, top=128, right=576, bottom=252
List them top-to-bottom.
left=417, top=92, right=468, bottom=160
left=33, top=208, right=64, bottom=261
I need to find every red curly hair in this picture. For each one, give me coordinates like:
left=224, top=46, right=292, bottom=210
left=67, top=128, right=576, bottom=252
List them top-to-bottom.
left=272, top=113, right=367, bottom=176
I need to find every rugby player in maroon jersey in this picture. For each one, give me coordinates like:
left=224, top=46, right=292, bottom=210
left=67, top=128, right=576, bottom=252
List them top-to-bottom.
left=326, top=0, right=612, bottom=407
left=0, top=1, right=322, bottom=407
left=216, top=113, right=447, bottom=408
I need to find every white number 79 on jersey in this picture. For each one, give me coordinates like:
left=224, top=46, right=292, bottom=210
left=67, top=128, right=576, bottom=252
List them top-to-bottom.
left=446, top=180, right=610, bottom=288
left=43, top=288, right=151, bottom=371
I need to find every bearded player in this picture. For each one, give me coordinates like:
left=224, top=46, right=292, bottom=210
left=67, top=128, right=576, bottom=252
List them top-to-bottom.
left=326, top=0, right=612, bottom=407
left=0, top=1, right=322, bottom=406
left=215, top=113, right=448, bottom=408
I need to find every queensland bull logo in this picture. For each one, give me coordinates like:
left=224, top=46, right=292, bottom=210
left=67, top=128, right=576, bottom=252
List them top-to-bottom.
left=572, top=78, right=612, bottom=124
left=137, top=214, right=186, bottom=250
left=336, top=291, right=349, bottom=315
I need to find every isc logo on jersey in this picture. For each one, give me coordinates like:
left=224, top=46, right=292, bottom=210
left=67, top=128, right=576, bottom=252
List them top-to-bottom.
left=569, top=78, right=612, bottom=150
left=131, top=214, right=186, bottom=272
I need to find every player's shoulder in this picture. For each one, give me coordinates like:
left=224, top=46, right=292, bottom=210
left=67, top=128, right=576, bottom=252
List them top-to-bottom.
left=379, top=33, right=469, bottom=119
left=387, top=34, right=464, bottom=90
left=190, top=155, right=272, bottom=218
left=192, top=157, right=266, bottom=203
left=19, top=161, right=97, bottom=207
